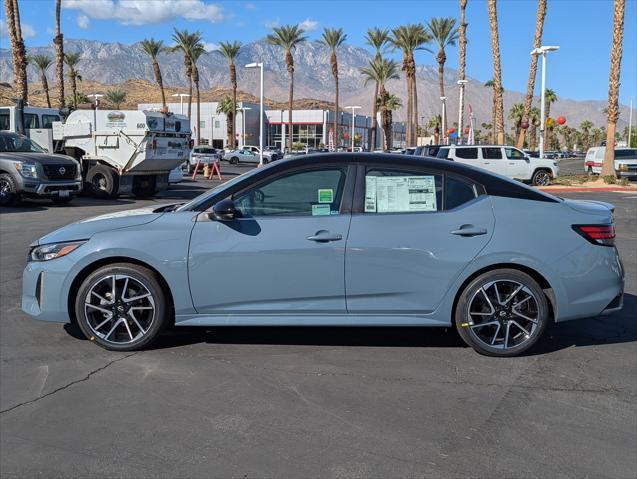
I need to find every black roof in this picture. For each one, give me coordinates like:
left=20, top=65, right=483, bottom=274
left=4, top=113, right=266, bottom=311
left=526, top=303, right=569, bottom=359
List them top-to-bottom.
left=268, top=153, right=558, bottom=203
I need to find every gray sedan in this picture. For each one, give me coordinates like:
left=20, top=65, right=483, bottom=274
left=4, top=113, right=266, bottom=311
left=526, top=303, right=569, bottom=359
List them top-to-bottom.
left=22, top=154, right=624, bottom=356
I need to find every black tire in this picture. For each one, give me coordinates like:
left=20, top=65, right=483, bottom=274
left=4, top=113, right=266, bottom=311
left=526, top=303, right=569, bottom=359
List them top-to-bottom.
left=230, top=156, right=239, bottom=165
left=86, top=164, right=119, bottom=198
left=531, top=169, right=552, bottom=186
left=0, top=173, right=18, bottom=206
left=132, top=176, right=156, bottom=198
left=52, top=196, right=73, bottom=205
left=74, top=263, right=169, bottom=351
left=455, top=269, right=549, bottom=357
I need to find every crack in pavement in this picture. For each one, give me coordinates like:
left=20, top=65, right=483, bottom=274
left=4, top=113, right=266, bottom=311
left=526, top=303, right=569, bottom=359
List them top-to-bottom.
left=0, top=352, right=138, bottom=415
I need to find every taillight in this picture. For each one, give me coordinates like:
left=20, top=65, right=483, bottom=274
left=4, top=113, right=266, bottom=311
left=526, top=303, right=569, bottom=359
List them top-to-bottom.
left=572, top=224, right=615, bottom=246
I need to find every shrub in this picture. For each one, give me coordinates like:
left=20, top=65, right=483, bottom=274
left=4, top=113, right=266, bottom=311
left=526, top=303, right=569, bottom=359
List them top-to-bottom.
left=602, top=175, right=617, bottom=184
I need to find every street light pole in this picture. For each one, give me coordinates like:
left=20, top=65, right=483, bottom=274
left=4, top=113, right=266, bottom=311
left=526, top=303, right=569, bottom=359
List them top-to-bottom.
left=531, top=46, right=559, bottom=159
left=245, top=62, right=264, bottom=166
left=457, top=79, right=468, bottom=144
left=171, top=93, right=190, bottom=115
left=345, top=105, right=361, bottom=150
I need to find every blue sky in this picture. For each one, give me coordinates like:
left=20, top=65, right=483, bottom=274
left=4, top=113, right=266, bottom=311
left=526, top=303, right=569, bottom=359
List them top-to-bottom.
left=2, top=0, right=636, bottom=105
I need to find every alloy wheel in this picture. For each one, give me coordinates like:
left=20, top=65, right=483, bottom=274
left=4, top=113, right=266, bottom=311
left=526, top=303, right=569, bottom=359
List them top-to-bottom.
left=534, top=171, right=551, bottom=186
left=0, top=178, right=11, bottom=202
left=84, top=274, right=156, bottom=344
left=465, top=280, right=539, bottom=351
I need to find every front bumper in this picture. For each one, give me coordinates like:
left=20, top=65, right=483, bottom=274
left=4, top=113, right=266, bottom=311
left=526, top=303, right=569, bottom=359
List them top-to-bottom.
left=21, top=180, right=83, bottom=197
left=22, top=257, right=75, bottom=323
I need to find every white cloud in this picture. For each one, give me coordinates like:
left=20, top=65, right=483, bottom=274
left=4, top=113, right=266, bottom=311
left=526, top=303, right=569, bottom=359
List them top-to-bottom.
left=62, top=0, right=224, bottom=26
left=244, top=2, right=256, bottom=9
left=77, top=14, right=90, bottom=29
left=264, top=18, right=279, bottom=29
left=299, top=18, right=318, bottom=32
left=0, top=19, right=37, bottom=39
left=202, top=41, right=219, bottom=52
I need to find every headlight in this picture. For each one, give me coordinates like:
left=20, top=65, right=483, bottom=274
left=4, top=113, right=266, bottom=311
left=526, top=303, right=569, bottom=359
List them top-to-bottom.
left=14, top=161, right=37, bottom=178
left=619, top=164, right=628, bottom=171
left=29, top=241, right=86, bottom=262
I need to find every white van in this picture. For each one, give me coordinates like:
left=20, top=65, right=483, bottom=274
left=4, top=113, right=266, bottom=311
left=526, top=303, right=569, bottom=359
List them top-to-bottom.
left=437, top=145, right=559, bottom=186
left=584, top=147, right=637, bottom=178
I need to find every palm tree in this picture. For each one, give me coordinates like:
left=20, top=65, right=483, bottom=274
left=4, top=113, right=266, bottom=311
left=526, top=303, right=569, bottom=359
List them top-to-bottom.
left=4, top=0, right=28, bottom=102
left=54, top=0, right=64, bottom=108
left=458, top=0, right=468, bottom=142
left=487, top=0, right=505, bottom=145
left=516, top=0, right=547, bottom=149
left=602, top=0, right=626, bottom=176
left=426, top=17, right=458, bottom=135
left=390, top=24, right=431, bottom=146
left=267, top=25, right=307, bottom=151
left=319, top=27, right=347, bottom=150
left=364, top=27, right=390, bottom=150
left=171, top=29, right=203, bottom=123
left=140, top=39, right=167, bottom=111
left=218, top=41, right=242, bottom=149
left=189, top=42, right=206, bottom=145
left=63, top=52, right=82, bottom=109
left=30, top=54, right=53, bottom=108
left=360, top=58, right=400, bottom=150
left=484, top=79, right=497, bottom=143
left=106, top=88, right=127, bottom=109
left=543, top=88, right=558, bottom=147
left=384, top=93, right=402, bottom=149
left=216, top=95, right=235, bottom=147
left=508, top=103, right=525, bottom=139
left=428, top=115, right=441, bottom=144
left=580, top=120, right=594, bottom=150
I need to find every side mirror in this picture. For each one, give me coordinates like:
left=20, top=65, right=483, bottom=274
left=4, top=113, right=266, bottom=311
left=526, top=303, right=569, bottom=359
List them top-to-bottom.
left=211, top=199, right=238, bottom=221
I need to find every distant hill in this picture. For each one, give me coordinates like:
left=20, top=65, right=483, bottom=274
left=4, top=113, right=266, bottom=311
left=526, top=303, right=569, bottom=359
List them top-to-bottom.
left=1, top=38, right=633, bottom=129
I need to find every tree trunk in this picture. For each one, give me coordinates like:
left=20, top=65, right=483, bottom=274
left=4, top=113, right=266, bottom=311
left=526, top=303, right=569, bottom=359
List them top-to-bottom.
left=4, top=0, right=27, bottom=102
left=54, top=0, right=65, bottom=108
left=458, top=0, right=468, bottom=143
left=488, top=0, right=505, bottom=145
left=516, top=0, right=547, bottom=149
left=602, top=0, right=625, bottom=176
left=437, top=49, right=447, bottom=135
left=153, top=59, right=166, bottom=110
left=230, top=62, right=237, bottom=149
left=194, top=65, right=201, bottom=145
left=412, top=68, right=419, bottom=147
left=42, top=72, right=51, bottom=108
left=71, top=76, right=77, bottom=109
left=187, top=76, right=193, bottom=122
left=370, top=80, right=378, bottom=150
left=226, top=111, right=233, bottom=147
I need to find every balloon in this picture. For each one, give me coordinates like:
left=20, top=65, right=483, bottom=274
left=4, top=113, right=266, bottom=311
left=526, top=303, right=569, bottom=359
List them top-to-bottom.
left=557, top=115, right=566, bottom=125
left=546, top=117, right=554, bottom=127
left=521, top=121, right=529, bottom=129
left=464, top=127, right=470, bottom=134
left=448, top=128, right=455, bottom=134
left=343, top=133, right=349, bottom=139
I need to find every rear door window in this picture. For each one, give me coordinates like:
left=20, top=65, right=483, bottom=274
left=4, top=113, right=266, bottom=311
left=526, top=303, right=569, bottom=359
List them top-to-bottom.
left=482, top=147, right=503, bottom=159
left=455, top=148, right=479, bottom=159
left=364, top=168, right=442, bottom=213
left=446, top=176, right=478, bottom=210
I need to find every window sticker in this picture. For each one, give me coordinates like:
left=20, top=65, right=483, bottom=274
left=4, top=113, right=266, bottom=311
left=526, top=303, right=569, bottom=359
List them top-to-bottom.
left=365, top=175, right=437, bottom=213
left=318, top=189, right=334, bottom=203
left=312, top=204, right=331, bottom=216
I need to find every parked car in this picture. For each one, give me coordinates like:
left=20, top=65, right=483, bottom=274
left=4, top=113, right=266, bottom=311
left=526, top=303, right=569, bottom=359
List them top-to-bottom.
left=0, top=131, right=82, bottom=205
left=242, top=145, right=282, bottom=162
left=415, top=145, right=443, bottom=157
left=437, top=145, right=558, bottom=186
left=188, top=146, right=222, bottom=174
left=584, top=147, right=637, bottom=178
left=223, top=149, right=260, bottom=164
left=524, top=149, right=540, bottom=158
left=22, top=153, right=623, bottom=357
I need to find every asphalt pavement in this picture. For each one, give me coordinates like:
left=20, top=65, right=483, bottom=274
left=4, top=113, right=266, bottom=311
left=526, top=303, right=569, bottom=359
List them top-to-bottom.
left=1, top=167, right=635, bottom=478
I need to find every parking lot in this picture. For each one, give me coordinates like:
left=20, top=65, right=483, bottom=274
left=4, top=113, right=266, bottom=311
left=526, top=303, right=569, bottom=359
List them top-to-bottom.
left=1, top=165, right=635, bottom=478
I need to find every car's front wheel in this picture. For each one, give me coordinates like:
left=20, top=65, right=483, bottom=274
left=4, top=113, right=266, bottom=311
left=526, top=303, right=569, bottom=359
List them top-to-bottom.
left=531, top=169, right=552, bottom=186
left=0, top=173, right=18, bottom=206
left=75, top=263, right=169, bottom=351
left=455, top=269, right=549, bottom=357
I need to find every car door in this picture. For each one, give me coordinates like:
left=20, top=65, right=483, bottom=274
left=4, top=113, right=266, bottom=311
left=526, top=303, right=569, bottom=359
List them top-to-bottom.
left=481, top=147, right=508, bottom=176
left=504, top=147, right=531, bottom=180
left=188, top=164, right=354, bottom=314
left=345, top=165, right=494, bottom=314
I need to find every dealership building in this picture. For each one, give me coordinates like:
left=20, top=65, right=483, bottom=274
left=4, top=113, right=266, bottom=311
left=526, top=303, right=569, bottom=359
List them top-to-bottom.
left=138, top=102, right=406, bottom=150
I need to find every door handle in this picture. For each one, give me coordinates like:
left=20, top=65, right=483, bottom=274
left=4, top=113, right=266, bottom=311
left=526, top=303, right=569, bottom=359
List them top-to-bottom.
left=483, top=161, right=491, bottom=165
left=451, top=225, right=488, bottom=237
left=306, top=230, right=343, bottom=243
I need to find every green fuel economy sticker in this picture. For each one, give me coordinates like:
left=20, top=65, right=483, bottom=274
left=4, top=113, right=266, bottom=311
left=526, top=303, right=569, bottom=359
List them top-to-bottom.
left=318, top=189, right=334, bottom=203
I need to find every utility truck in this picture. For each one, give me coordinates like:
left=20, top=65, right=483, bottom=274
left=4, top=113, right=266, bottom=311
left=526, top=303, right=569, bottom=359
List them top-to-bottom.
left=53, top=109, right=192, bottom=198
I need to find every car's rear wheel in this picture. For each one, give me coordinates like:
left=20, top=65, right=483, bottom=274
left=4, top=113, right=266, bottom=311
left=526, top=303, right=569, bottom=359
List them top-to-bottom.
left=230, top=156, right=239, bottom=165
left=87, top=164, right=119, bottom=198
left=532, top=169, right=552, bottom=186
left=0, top=173, right=18, bottom=206
left=75, top=263, right=168, bottom=351
left=455, top=269, right=549, bottom=357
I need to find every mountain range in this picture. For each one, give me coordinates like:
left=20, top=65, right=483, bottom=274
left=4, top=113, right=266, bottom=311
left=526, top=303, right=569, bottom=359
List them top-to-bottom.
left=0, top=38, right=633, bottom=130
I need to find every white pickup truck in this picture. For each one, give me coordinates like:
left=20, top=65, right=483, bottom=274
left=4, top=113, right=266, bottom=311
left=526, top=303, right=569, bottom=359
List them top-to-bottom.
left=55, top=109, right=192, bottom=197
left=584, top=147, right=637, bottom=178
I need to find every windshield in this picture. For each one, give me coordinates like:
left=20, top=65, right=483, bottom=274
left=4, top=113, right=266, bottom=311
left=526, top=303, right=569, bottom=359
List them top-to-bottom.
left=0, top=133, right=46, bottom=153
left=195, top=147, right=216, bottom=154
left=615, top=149, right=637, bottom=159
left=176, top=166, right=265, bottom=212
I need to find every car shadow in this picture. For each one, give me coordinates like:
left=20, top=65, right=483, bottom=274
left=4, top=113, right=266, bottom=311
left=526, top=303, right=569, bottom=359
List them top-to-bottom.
left=64, top=294, right=637, bottom=355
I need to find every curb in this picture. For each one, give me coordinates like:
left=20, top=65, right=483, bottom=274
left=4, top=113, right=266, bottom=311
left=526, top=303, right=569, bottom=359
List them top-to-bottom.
left=538, top=187, right=637, bottom=193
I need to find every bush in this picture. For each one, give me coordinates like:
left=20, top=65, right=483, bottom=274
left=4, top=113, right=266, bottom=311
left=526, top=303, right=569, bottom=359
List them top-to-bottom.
left=602, top=175, right=617, bottom=184
left=619, top=178, right=630, bottom=186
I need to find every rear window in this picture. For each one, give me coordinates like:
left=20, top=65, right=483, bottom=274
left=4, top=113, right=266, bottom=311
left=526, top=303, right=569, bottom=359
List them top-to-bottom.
left=455, top=147, right=478, bottom=159
left=482, top=147, right=502, bottom=159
